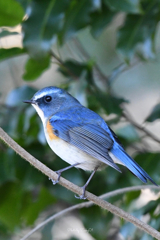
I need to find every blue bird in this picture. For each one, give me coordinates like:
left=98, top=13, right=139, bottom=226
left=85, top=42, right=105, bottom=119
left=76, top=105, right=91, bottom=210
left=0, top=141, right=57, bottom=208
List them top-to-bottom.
left=24, top=86, right=157, bottom=199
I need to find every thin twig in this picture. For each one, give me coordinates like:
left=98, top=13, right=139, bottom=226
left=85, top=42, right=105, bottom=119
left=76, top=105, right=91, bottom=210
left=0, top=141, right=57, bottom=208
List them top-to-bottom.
left=73, top=38, right=109, bottom=86
left=73, top=38, right=141, bottom=86
left=50, top=51, right=78, bottom=80
left=108, top=59, right=141, bottom=85
left=123, top=110, right=160, bottom=144
left=0, top=127, right=160, bottom=239
left=20, top=185, right=159, bottom=240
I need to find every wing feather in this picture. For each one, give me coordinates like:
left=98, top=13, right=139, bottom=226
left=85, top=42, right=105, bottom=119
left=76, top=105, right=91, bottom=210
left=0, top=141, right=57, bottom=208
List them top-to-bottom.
left=50, top=119, right=121, bottom=172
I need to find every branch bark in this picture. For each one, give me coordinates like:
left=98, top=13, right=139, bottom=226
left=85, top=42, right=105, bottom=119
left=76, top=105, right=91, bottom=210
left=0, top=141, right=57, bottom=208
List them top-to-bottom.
left=0, top=127, right=160, bottom=239
left=21, top=185, right=159, bottom=240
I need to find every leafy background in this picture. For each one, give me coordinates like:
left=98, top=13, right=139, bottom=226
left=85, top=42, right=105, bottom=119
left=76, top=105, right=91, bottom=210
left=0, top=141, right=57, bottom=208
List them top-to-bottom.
left=0, top=0, right=160, bottom=239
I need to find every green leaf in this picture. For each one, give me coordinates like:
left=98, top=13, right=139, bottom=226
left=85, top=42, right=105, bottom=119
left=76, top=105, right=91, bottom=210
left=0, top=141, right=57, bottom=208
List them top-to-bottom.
left=0, top=0, right=24, bottom=27
left=16, top=0, right=29, bottom=11
left=23, top=0, right=70, bottom=58
left=60, top=0, right=100, bottom=43
left=104, top=0, right=142, bottom=13
left=117, top=1, right=160, bottom=62
left=90, top=4, right=116, bottom=38
left=0, top=30, right=19, bottom=38
left=0, top=48, right=26, bottom=62
left=23, top=55, right=50, bottom=80
left=58, top=59, right=94, bottom=84
left=58, top=60, right=87, bottom=77
left=6, top=85, right=36, bottom=107
left=87, top=89, right=128, bottom=115
left=97, top=92, right=127, bottom=115
left=146, top=103, right=160, bottom=122
left=116, top=124, right=139, bottom=142
left=14, top=149, right=46, bottom=189
left=0, top=150, right=16, bottom=184
left=134, top=153, right=160, bottom=184
left=0, top=182, right=24, bottom=230
left=23, top=187, right=56, bottom=225
left=125, top=190, right=141, bottom=205
left=142, top=200, right=159, bottom=216
left=80, top=205, right=113, bottom=239
left=41, top=221, right=54, bottom=240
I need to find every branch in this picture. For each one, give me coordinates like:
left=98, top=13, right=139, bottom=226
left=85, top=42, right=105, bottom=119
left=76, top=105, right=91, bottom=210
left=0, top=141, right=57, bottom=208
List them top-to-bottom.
left=73, top=38, right=109, bottom=86
left=73, top=38, right=141, bottom=87
left=50, top=51, right=78, bottom=80
left=123, top=110, right=160, bottom=144
left=0, top=127, right=160, bottom=239
left=20, top=185, right=159, bottom=240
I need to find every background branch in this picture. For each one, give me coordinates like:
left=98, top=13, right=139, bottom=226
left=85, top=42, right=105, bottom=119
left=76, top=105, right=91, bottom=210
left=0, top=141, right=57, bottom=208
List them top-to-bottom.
left=73, top=38, right=109, bottom=86
left=50, top=51, right=78, bottom=80
left=123, top=110, right=160, bottom=144
left=0, top=127, right=160, bottom=239
left=21, top=185, right=159, bottom=240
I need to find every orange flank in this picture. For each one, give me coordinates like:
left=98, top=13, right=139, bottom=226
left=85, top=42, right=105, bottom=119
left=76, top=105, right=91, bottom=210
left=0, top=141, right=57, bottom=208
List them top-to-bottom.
left=46, top=120, right=59, bottom=140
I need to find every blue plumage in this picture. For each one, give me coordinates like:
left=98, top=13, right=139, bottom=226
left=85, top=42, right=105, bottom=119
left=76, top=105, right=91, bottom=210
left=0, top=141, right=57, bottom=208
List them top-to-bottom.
left=24, top=86, right=158, bottom=199
left=49, top=105, right=157, bottom=186
left=49, top=117, right=121, bottom=172
left=110, top=143, right=157, bottom=185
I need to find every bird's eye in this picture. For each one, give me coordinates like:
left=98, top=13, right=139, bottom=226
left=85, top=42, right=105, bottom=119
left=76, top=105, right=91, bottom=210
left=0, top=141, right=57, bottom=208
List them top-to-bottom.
left=44, top=96, right=52, bottom=103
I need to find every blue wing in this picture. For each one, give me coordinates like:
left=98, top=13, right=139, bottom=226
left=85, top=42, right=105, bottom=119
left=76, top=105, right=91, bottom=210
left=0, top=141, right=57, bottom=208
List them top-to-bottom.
left=49, top=106, right=157, bottom=186
left=49, top=118, right=121, bottom=172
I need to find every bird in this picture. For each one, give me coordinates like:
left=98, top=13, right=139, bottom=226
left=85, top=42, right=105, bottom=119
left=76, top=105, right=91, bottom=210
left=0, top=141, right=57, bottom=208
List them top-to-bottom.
left=23, top=86, right=157, bottom=199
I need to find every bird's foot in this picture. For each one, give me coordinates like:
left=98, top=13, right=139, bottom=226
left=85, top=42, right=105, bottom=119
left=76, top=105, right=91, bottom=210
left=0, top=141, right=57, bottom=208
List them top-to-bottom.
left=50, top=171, right=61, bottom=185
left=51, top=179, right=59, bottom=185
left=75, top=186, right=87, bottom=200
left=75, top=194, right=87, bottom=200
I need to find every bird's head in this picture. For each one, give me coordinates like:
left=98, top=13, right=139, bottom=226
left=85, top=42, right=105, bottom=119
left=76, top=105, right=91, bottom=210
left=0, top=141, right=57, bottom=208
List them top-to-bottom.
left=23, top=86, right=80, bottom=123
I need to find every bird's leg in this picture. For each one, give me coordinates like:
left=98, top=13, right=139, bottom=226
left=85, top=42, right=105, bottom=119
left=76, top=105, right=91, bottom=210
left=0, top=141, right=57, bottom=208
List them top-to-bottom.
left=51, top=162, right=80, bottom=185
left=75, top=166, right=99, bottom=200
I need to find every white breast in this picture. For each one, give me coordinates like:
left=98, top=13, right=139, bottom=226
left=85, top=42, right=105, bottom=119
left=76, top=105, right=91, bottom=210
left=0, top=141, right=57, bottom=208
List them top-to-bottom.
left=32, top=104, right=47, bottom=125
left=31, top=105, right=100, bottom=170
left=44, top=129, right=104, bottom=171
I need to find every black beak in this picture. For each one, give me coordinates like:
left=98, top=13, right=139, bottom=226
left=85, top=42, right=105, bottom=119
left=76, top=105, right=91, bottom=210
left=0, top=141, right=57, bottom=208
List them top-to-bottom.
left=23, top=99, right=36, bottom=104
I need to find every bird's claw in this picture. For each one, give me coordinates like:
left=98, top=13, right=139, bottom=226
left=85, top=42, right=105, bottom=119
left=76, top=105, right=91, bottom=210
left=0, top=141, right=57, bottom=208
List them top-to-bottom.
left=50, top=171, right=61, bottom=185
left=51, top=179, right=59, bottom=185
left=75, top=186, right=87, bottom=200
left=75, top=194, right=87, bottom=200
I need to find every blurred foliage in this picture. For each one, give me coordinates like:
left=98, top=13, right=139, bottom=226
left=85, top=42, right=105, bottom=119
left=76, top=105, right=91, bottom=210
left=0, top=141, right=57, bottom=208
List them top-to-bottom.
left=0, top=0, right=160, bottom=240
left=0, top=0, right=160, bottom=80
left=117, top=1, right=160, bottom=62
left=146, top=103, right=160, bottom=122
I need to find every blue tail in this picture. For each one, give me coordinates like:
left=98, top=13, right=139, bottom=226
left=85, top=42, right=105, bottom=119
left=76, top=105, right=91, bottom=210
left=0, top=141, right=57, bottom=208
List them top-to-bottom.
left=111, top=145, right=157, bottom=186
